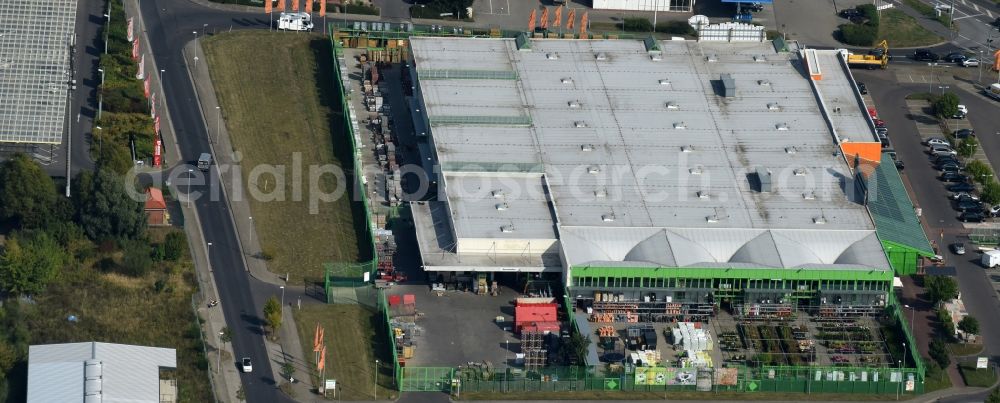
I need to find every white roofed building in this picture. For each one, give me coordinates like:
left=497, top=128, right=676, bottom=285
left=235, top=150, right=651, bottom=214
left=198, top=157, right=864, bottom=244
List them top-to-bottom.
left=27, top=342, right=177, bottom=403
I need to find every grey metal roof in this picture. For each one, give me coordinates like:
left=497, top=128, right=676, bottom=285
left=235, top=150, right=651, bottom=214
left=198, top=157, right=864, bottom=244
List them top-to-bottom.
left=0, top=0, right=77, bottom=144
left=409, top=38, right=889, bottom=272
left=28, top=342, right=176, bottom=403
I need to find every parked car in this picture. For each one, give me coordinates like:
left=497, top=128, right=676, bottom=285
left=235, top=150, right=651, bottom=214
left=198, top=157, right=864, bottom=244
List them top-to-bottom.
left=839, top=8, right=862, bottom=19
left=914, top=49, right=939, bottom=61
left=944, top=52, right=969, bottom=63
left=961, top=58, right=980, bottom=67
left=858, top=82, right=868, bottom=94
left=953, top=104, right=968, bottom=119
left=873, top=118, right=885, bottom=127
left=875, top=127, right=889, bottom=137
left=954, top=128, right=975, bottom=138
left=925, top=137, right=951, bottom=147
left=930, top=148, right=958, bottom=157
left=933, top=155, right=960, bottom=165
left=894, top=159, right=905, bottom=170
left=939, top=164, right=961, bottom=173
left=940, top=172, right=969, bottom=182
left=948, top=182, right=977, bottom=192
left=952, top=191, right=979, bottom=200
left=956, top=200, right=983, bottom=211
left=991, top=205, right=1000, bottom=217
left=959, top=211, right=987, bottom=222
left=951, top=242, right=967, bottom=255
left=241, top=357, right=253, bottom=373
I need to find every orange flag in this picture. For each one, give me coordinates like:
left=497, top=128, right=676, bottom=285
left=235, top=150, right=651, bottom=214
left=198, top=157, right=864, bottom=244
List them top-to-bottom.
left=265, top=0, right=272, bottom=13
left=276, top=0, right=284, bottom=11
left=292, top=0, right=299, bottom=11
left=306, top=0, right=312, bottom=13
left=319, top=0, right=325, bottom=16
left=553, top=6, right=562, bottom=28
left=540, top=8, right=550, bottom=30
left=528, top=9, right=536, bottom=32
left=566, top=9, right=576, bottom=30
left=580, top=12, right=588, bottom=36
left=994, top=49, right=1000, bottom=72
left=313, top=324, right=321, bottom=352
left=318, top=346, right=327, bottom=370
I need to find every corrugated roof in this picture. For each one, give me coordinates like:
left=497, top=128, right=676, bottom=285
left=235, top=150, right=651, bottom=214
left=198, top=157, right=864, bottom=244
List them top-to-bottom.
left=868, top=153, right=935, bottom=255
left=28, top=342, right=176, bottom=403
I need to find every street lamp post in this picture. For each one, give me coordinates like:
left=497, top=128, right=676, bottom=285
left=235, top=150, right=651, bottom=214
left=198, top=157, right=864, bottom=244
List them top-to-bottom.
left=103, top=13, right=110, bottom=54
left=193, top=30, right=198, bottom=41
left=97, top=68, right=105, bottom=121
left=938, top=85, right=949, bottom=95
left=214, top=106, right=221, bottom=144
left=95, top=126, right=103, bottom=154
left=187, top=169, right=194, bottom=207
left=249, top=216, right=254, bottom=243
left=207, top=242, right=212, bottom=272
left=280, top=285, right=285, bottom=307
left=903, top=304, right=914, bottom=332
left=374, top=359, right=379, bottom=401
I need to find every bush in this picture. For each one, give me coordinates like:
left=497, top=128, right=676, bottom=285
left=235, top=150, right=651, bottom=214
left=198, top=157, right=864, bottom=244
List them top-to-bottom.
left=344, top=2, right=379, bottom=16
left=857, top=4, right=880, bottom=27
left=622, top=17, right=653, bottom=32
left=656, top=20, right=696, bottom=36
left=839, top=23, right=877, bottom=46
left=933, top=92, right=960, bottom=118
left=958, top=137, right=979, bottom=158
left=983, top=181, right=1000, bottom=205
left=164, top=231, right=187, bottom=261
left=121, top=241, right=153, bottom=277
left=936, top=307, right=956, bottom=339
left=959, top=315, right=980, bottom=335
left=929, top=338, right=951, bottom=368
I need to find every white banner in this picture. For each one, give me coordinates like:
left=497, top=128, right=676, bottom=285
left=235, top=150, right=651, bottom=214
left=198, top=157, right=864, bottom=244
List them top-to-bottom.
left=127, top=17, right=134, bottom=42
left=136, top=55, right=145, bottom=80
left=150, top=93, right=156, bottom=118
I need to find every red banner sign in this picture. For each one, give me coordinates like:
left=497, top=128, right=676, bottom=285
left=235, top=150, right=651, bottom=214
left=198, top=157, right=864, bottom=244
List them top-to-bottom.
left=127, top=18, right=134, bottom=42
left=132, top=38, right=139, bottom=60
left=136, top=55, right=145, bottom=80
left=144, top=77, right=150, bottom=98
left=150, top=92, right=156, bottom=118
left=154, top=115, right=160, bottom=134
left=153, top=137, right=162, bottom=167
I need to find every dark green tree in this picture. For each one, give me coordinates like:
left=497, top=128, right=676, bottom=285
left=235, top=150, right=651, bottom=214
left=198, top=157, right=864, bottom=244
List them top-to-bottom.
left=933, top=93, right=960, bottom=118
left=958, top=137, right=979, bottom=158
left=0, top=153, right=62, bottom=228
left=77, top=169, right=146, bottom=241
left=982, top=181, right=1000, bottom=206
left=0, top=231, right=67, bottom=295
left=163, top=231, right=187, bottom=261
left=120, top=240, right=152, bottom=277
left=925, top=275, right=959, bottom=305
left=263, top=296, right=282, bottom=334
left=958, top=315, right=980, bottom=335
left=555, top=330, right=592, bottom=365
left=929, top=338, right=950, bottom=368
left=988, top=385, right=1000, bottom=403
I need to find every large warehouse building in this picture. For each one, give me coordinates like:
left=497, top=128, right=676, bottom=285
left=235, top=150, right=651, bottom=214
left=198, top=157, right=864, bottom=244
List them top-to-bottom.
left=407, top=36, right=932, bottom=313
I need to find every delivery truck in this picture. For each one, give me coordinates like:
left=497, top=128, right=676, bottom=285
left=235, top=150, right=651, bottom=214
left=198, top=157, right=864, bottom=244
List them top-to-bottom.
left=277, top=12, right=313, bottom=31
left=986, top=83, right=1000, bottom=101
left=197, top=153, right=212, bottom=171
left=982, top=250, right=1000, bottom=268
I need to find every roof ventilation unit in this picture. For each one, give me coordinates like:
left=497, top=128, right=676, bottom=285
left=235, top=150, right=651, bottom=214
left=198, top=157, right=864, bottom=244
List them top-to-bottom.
left=595, top=52, right=608, bottom=61
left=546, top=53, right=559, bottom=60
left=650, top=53, right=663, bottom=61
left=706, top=53, right=718, bottom=62
left=754, top=54, right=767, bottom=62
left=720, top=74, right=736, bottom=97
left=561, top=77, right=573, bottom=84
left=659, top=79, right=671, bottom=86
left=758, top=79, right=771, bottom=86
left=568, top=100, right=582, bottom=109
left=665, top=102, right=679, bottom=110
left=767, top=102, right=781, bottom=111
left=574, top=121, right=589, bottom=128
left=674, top=122, right=687, bottom=130
left=775, top=122, right=789, bottom=131
left=580, top=144, right=595, bottom=151
left=681, top=145, right=694, bottom=153
left=785, top=146, right=797, bottom=154
left=587, top=166, right=601, bottom=174
left=689, top=166, right=704, bottom=175
left=755, top=168, right=772, bottom=192
left=793, top=168, right=807, bottom=176
left=595, top=189, right=608, bottom=198
left=491, top=190, right=505, bottom=198
left=697, top=191, right=710, bottom=199
left=803, top=191, right=817, bottom=200
left=495, top=203, right=509, bottom=211
left=601, top=214, right=616, bottom=222
left=706, top=215, right=720, bottom=223
left=813, top=216, right=827, bottom=225
left=500, top=224, right=516, bottom=233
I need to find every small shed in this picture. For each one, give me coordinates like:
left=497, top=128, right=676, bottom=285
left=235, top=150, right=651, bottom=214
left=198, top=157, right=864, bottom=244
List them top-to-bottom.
left=144, top=187, right=168, bottom=226
left=515, top=302, right=559, bottom=334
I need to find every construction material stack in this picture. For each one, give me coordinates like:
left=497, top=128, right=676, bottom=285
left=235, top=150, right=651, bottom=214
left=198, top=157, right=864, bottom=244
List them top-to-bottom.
left=388, top=294, right=419, bottom=364
left=671, top=322, right=714, bottom=368
left=520, top=330, right=547, bottom=372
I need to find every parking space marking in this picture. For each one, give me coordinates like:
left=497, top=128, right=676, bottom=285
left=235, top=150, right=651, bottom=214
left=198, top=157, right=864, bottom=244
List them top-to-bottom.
left=973, top=3, right=980, bottom=12
left=988, top=9, right=994, bottom=18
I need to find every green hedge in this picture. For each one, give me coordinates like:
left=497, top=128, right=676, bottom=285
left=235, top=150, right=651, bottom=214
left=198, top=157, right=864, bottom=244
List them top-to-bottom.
left=839, top=23, right=877, bottom=46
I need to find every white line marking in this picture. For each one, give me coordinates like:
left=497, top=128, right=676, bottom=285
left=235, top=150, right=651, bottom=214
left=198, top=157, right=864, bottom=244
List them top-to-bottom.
left=973, top=3, right=979, bottom=11
left=987, top=9, right=994, bottom=18
left=953, top=14, right=982, bottom=20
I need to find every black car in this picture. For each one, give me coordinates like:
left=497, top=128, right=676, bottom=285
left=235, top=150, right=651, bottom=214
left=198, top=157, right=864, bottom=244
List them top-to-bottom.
left=839, top=8, right=862, bottom=18
left=914, top=49, right=939, bottom=62
left=944, top=52, right=969, bottom=63
left=857, top=82, right=868, bottom=94
left=954, top=128, right=975, bottom=138
left=933, top=155, right=959, bottom=165
left=894, top=159, right=905, bottom=170
left=939, top=164, right=962, bottom=173
left=941, top=172, right=969, bottom=182
left=948, top=182, right=976, bottom=192
left=954, top=194, right=979, bottom=203
left=956, top=200, right=984, bottom=211
left=959, top=211, right=986, bottom=223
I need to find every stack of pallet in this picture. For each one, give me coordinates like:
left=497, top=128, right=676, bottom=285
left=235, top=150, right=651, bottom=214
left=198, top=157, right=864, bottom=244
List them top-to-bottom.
left=521, top=331, right=547, bottom=371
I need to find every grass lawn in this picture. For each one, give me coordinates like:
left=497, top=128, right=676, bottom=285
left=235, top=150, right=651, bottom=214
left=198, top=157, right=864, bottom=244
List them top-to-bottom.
left=878, top=9, right=943, bottom=47
left=202, top=31, right=363, bottom=283
left=13, top=228, right=212, bottom=402
left=293, top=303, right=397, bottom=400
left=948, top=342, right=984, bottom=356
left=924, top=363, right=952, bottom=392
left=959, top=363, right=998, bottom=387
left=459, top=391, right=904, bottom=400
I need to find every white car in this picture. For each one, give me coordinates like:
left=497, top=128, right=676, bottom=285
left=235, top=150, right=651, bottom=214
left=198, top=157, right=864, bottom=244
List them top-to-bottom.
left=961, top=58, right=980, bottom=67
left=954, top=104, right=968, bottom=119
left=925, top=138, right=950, bottom=147
left=951, top=192, right=979, bottom=201
left=241, top=357, right=253, bottom=373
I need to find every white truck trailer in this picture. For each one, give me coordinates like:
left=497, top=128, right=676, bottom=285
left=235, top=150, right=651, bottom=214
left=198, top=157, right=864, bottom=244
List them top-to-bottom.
left=277, top=12, right=314, bottom=31
left=986, top=83, right=1000, bottom=101
left=982, top=250, right=1000, bottom=268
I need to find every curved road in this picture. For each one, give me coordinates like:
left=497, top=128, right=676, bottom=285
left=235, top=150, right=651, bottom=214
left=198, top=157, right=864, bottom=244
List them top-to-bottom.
left=136, top=1, right=300, bottom=402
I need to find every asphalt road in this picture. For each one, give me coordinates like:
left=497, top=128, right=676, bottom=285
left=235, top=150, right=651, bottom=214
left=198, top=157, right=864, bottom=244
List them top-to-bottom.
left=61, top=0, right=103, bottom=177
left=135, top=1, right=293, bottom=402
left=856, top=71, right=1000, bottom=366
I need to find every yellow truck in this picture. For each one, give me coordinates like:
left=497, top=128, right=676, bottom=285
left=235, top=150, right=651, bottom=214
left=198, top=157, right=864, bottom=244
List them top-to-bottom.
left=846, top=40, right=889, bottom=70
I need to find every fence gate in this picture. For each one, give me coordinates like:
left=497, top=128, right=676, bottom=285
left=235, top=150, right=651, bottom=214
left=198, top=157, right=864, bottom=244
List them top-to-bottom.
left=401, top=367, right=454, bottom=392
